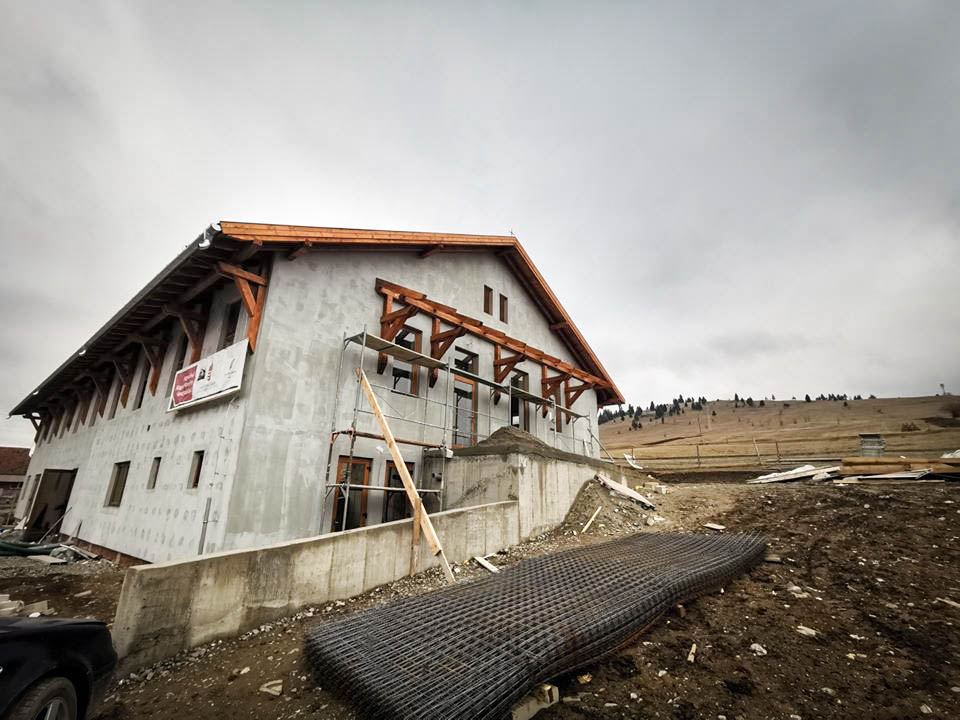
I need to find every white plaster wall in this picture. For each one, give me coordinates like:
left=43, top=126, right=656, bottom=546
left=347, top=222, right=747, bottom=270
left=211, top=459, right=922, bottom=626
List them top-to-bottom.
left=223, top=249, right=605, bottom=549
left=17, top=282, right=255, bottom=562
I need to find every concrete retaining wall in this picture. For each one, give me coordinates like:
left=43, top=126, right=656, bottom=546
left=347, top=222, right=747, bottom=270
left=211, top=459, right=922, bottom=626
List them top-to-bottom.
left=113, top=500, right=518, bottom=669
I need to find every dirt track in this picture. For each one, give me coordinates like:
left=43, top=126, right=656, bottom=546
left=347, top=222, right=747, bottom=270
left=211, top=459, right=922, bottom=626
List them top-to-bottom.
left=88, top=480, right=959, bottom=719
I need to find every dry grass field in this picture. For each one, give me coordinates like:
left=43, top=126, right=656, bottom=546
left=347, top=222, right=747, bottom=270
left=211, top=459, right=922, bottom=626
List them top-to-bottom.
left=599, top=395, right=960, bottom=471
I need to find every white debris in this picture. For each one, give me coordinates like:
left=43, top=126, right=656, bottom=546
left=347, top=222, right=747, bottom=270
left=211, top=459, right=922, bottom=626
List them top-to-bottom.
left=796, top=625, right=817, bottom=637
left=749, top=643, right=767, bottom=656
left=259, top=680, right=283, bottom=696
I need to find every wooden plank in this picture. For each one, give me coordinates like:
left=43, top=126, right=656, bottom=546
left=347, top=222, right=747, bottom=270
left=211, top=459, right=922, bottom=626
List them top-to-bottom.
left=216, top=261, right=266, bottom=286
left=247, top=279, right=268, bottom=352
left=356, top=368, right=455, bottom=584
left=595, top=473, right=656, bottom=510
left=581, top=506, right=602, bottom=533
left=473, top=555, right=500, bottom=573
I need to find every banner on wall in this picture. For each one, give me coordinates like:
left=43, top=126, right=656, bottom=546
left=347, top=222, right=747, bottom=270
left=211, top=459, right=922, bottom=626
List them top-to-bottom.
left=168, top=339, right=248, bottom=411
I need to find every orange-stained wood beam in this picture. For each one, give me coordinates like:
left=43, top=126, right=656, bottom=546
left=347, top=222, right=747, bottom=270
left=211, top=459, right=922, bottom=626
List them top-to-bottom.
left=217, top=262, right=266, bottom=286
left=375, top=278, right=608, bottom=389
left=247, top=279, right=268, bottom=352
left=164, top=305, right=206, bottom=364
left=428, top=318, right=465, bottom=387
left=564, top=379, right=593, bottom=424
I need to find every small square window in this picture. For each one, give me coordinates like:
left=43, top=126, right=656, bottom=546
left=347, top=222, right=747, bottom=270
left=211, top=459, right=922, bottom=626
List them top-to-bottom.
left=483, top=286, right=493, bottom=314
left=499, top=294, right=508, bottom=323
left=453, top=347, right=478, bottom=373
left=188, top=451, right=205, bottom=489
left=147, top=457, right=161, bottom=490
left=105, top=462, right=130, bottom=507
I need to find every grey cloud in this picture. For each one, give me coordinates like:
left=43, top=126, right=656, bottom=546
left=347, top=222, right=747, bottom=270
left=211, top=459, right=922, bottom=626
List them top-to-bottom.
left=0, top=0, right=958, bottom=446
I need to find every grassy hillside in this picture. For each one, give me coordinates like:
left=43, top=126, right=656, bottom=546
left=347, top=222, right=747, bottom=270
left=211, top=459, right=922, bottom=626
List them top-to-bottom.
left=598, top=395, right=960, bottom=470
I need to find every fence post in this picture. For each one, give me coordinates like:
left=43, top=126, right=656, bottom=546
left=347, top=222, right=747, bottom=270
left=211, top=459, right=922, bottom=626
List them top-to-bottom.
left=775, top=441, right=781, bottom=465
left=696, top=444, right=701, bottom=467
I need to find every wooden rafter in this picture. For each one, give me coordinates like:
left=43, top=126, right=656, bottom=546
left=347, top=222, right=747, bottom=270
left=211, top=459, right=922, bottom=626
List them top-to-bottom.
left=376, top=278, right=609, bottom=390
left=428, top=318, right=465, bottom=387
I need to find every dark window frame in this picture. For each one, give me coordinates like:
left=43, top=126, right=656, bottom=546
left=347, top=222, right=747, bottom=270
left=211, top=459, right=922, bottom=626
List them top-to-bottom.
left=483, top=286, right=493, bottom=314
left=499, top=293, right=508, bottom=323
left=219, top=300, right=242, bottom=350
left=391, top=326, right=422, bottom=396
left=188, top=450, right=205, bottom=489
left=147, top=456, right=161, bottom=490
left=105, top=461, right=130, bottom=507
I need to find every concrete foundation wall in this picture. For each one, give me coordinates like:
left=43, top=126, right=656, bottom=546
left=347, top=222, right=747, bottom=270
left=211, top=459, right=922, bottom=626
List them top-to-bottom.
left=438, top=453, right=639, bottom=538
left=112, top=500, right=518, bottom=669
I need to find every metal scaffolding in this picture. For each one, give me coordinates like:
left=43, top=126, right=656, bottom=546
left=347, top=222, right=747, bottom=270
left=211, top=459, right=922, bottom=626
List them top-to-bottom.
left=319, top=328, right=592, bottom=535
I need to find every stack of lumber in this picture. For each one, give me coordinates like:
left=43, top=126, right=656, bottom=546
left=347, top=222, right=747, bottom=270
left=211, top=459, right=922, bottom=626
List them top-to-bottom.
left=838, top=455, right=960, bottom=477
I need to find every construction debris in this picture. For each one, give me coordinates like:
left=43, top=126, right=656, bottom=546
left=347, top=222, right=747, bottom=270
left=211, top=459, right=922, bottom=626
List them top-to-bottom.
left=748, top=465, right=839, bottom=484
left=595, top=472, right=656, bottom=510
left=703, top=523, right=726, bottom=532
left=305, top=532, right=767, bottom=720
left=474, top=556, right=500, bottom=574
left=511, top=684, right=559, bottom=720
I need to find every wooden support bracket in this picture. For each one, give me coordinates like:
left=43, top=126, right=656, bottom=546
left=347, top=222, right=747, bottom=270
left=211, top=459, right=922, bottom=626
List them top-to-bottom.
left=215, top=260, right=269, bottom=352
left=377, top=294, right=419, bottom=373
left=164, top=304, right=207, bottom=363
left=428, top=318, right=465, bottom=387
left=129, top=334, right=167, bottom=396
left=110, top=355, right=135, bottom=408
left=541, top=367, right=570, bottom=417
left=563, top=379, right=593, bottom=424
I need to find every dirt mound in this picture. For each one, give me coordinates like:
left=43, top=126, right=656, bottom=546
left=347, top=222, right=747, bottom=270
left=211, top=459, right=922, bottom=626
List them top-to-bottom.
left=454, top=426, right=624, bottom=472
left=553, top=478, right=662, bottom=537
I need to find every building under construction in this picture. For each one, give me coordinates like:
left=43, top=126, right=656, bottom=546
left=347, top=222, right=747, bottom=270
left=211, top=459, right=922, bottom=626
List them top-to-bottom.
left=10, top=223, right=624, bottom=563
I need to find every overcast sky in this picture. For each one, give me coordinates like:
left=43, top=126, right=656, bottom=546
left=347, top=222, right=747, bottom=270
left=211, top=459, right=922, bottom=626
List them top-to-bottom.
left=1, top=1, right=958, bottom=447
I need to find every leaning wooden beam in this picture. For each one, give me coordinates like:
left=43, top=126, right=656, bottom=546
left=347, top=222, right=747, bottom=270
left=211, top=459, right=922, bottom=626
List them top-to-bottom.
left=356, top=367, right=456, bottom=584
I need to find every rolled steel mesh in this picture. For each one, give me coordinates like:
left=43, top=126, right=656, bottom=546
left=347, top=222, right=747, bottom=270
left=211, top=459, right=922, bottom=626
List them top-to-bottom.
left=305, top=532, right=767, bottom=720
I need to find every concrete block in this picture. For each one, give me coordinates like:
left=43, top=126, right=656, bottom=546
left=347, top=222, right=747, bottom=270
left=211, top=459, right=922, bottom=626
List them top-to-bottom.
left=29, top=555, right=66, bottom=565
left=511, top=684, right=559, bottom=720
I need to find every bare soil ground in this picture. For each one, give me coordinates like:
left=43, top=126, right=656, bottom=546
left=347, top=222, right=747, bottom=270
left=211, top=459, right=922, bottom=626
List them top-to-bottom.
left=601, top=395, right=960, bottom=469
left=89, top=478, right=959, bottom=720
left=0, top=556, right=123, bottom=621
